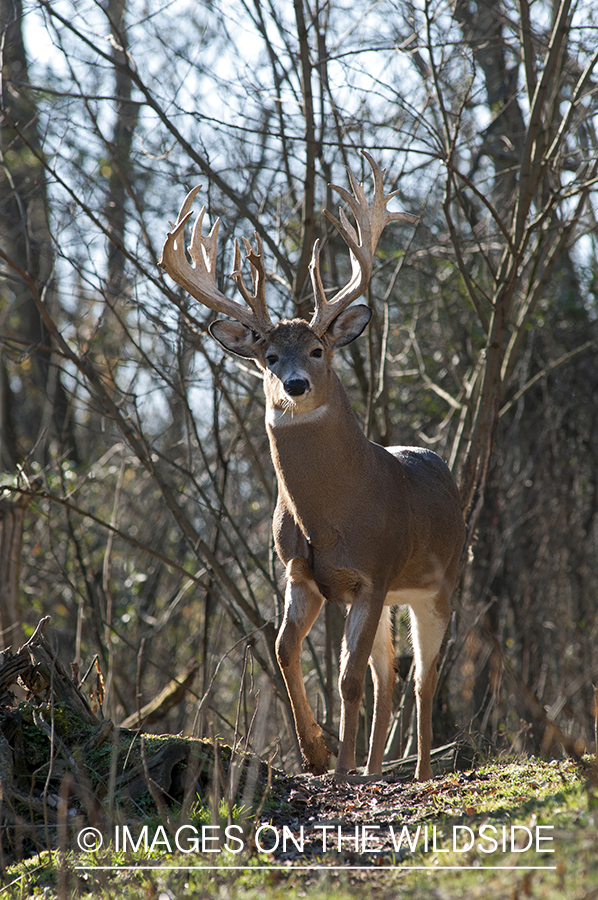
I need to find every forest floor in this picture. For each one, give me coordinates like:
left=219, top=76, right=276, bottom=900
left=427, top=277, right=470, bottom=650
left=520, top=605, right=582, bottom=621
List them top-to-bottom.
left=1, top=622, right=596, bottom=898
left=2, top=745, right=596, bottom=899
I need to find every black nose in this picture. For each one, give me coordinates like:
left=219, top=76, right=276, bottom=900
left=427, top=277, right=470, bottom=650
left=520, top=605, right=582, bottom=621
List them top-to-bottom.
left=284, top=378, right=309, bottom=397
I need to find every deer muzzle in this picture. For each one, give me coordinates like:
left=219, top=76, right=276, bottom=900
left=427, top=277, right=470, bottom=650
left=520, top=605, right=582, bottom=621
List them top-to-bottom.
left=284, top=377, right=310, bottom=397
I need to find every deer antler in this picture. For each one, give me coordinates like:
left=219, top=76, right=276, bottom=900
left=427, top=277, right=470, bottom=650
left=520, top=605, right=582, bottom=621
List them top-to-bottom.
left=309, top=151, right=419, bottom=336
left=159, top=186, right=274, bottom=336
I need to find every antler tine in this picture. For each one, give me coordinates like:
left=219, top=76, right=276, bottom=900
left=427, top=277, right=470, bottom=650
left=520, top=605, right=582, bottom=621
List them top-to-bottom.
left=309, top=152, right=419, bottom=336
left=159, top=187, right=273, bottom=337
left=231, top=233, right=273, bottom=335
left=308, top=239, right=327, bottom=311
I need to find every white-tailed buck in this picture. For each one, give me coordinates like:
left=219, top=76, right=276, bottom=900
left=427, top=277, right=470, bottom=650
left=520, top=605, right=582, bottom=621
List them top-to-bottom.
left=160, top=153, right=465, bottom=781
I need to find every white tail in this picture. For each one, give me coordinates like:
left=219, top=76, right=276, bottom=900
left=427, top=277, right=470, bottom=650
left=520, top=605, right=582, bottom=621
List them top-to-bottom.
left=160, top=153, right=465, bottom=781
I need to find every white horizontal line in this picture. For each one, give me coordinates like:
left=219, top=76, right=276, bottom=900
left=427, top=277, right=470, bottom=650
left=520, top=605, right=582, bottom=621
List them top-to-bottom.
left=75, top=865, right=558, bottom=872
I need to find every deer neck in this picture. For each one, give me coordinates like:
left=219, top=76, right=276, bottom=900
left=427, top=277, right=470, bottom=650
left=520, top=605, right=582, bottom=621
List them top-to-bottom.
left=266, top=372, right=369, bottom=532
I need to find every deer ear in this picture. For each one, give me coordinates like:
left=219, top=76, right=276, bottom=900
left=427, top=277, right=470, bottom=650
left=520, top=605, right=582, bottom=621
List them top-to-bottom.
left=325, top=305, right=372, bottom=349
left=209, top=320, right=263, bottom=358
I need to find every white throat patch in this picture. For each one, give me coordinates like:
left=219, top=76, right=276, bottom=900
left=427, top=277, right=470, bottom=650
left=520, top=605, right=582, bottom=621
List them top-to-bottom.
left=266, top=404, right=329, bottom=428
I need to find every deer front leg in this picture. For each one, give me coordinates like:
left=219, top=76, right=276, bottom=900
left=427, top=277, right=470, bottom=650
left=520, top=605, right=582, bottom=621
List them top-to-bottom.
left=276, top=558, right=330, bottom=774
left=409, top=590, right=451, bottom=781
left=336, top=592, right=385, bottom=776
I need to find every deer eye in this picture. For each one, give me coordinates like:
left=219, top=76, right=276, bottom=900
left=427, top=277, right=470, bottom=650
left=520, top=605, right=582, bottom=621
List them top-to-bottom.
left=310, top=347, right=323, bottom=359
left=266, top=354, right=278, bottom=366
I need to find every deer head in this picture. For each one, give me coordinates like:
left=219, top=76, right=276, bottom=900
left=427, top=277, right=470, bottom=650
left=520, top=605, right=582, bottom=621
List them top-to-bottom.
left=159, top=152, right=418, bottom=373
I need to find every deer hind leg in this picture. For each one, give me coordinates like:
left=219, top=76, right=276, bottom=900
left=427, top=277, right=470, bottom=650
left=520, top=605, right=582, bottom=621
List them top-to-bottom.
left=276, top=558, right=329, bottom=774
left=408, top=589, right=450, bottom=781
left=336, top=591, right=385, bottom=776
left=365, top=605, right=395, bottom=776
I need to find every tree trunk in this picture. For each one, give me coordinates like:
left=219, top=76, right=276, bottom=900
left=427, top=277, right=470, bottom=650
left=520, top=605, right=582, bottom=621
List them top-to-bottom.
left=0, top=0, right=77, bottom=464
left=0, top=493, right=30, bottom=650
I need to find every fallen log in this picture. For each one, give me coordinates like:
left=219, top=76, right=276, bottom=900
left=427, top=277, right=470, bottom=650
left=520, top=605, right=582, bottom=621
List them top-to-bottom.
left=0, top=617, right=98, bottom=726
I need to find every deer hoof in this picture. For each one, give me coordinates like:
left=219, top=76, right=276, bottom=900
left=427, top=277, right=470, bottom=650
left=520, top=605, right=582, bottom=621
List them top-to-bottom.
left=301, top=734, right=330, bottom=775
